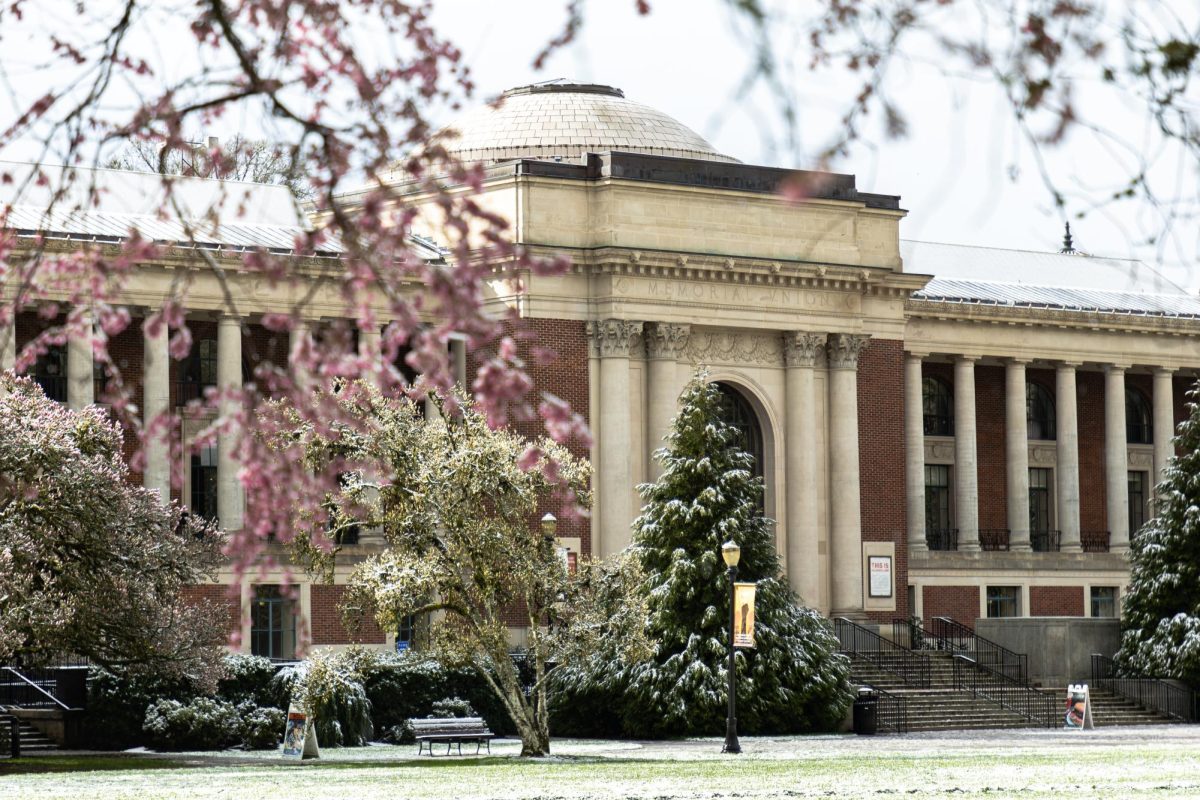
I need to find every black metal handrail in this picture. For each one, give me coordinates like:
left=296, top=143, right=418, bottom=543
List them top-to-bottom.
left=926, top=528, right=959, bottom=551
left=979, top=529, right=1011, bottom=551
left=1031, top=529, right=1062, bottom=552
left=1081, top=530, right=1110, bottom=553
left=928, top=617, right=1027, bottom=682
left=835, top=618, right=931, bottom=688
left=1091, top=654, right=1197, bottom=722
left=952, top=655, right=1056, bottom=727
left=0, top=667, right=72, bottom=711
left=862, top=683, right=909, bottom=734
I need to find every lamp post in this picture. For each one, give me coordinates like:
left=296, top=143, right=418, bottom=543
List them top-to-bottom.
left=721, top=539, right=741, bottom=754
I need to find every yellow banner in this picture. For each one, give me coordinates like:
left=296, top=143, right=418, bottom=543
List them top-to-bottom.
left=733, top=582, right=756, bottom=648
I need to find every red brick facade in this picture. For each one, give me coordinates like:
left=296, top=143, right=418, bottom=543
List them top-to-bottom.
left=858, top=338, right=908, bottom=621
left=181, top=584, right=241, bottom=637
left=310, top=584, right=387, bottom=645
left=922, top=585, right=980, bottom=629
left=1029, top=586, right=1085, bottom=617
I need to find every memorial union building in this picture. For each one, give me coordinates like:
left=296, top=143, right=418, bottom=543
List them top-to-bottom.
left=4, top=80, right=1199, bottom=658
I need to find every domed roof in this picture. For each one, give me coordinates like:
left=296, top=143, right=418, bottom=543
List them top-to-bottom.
left=436, top=80, right=738, bottom=165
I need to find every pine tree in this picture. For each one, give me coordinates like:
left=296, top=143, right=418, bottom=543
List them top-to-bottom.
left=552, top=372, right=851, bottom=737
left=1118, top=386, right=1200, bottom=687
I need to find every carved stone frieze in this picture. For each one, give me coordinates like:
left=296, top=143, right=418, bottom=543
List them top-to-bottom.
left=586, top=319, right=643, bottom=358
left=644, top=323, right=691, bottom=360
left=684, top=330, right=784, bottom=367
left=782, top=332, right=825, bottom=368
left=826, top=333, right=870, bottom=369
left=925, top=441, right=955, bottom=462
left=1029, top=445, right=1057, bottom=466
left=1128, top=447, right=1153, bottom=469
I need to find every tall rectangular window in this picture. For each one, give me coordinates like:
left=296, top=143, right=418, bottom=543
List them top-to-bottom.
left=190, top=445, right=218, bottom=523
left=924, top=464, right=954, bottom=550
left=1029, top=468, right=1055, bottom=551
left=1128, top=471, right=1149, bottom=536
left=251, top=585, right=297, bottom=661
left=986, top=586, right=1020, bottom=618
left=1091, top=586, right=1118, bottom=618
left=396, top=614, right=416, bottom=652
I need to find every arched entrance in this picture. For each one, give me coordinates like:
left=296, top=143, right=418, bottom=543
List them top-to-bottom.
left=715, top=382, right=766, bottom=512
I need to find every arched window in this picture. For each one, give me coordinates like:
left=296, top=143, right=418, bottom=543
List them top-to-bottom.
left=922, top=377, right=954, bottom=436
left=715, top=382, right=765, bottom=486
left=1027, top=382, right=1056, bottom=440
left=1126, top=388, right=1152, bottom=445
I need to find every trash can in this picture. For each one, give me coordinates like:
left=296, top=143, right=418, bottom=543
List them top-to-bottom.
left=852, top=687, right=878, bottom=735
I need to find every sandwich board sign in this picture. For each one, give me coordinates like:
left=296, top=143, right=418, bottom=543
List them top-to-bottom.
left=733, top=582, right=757, bottom=649
left=1064, top=684, right=1094, bottom=730
left=283, top=704, right=321, bottom=759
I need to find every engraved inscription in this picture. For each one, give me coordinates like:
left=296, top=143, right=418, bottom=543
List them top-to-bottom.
left=614, top=277, right=858, bottom=313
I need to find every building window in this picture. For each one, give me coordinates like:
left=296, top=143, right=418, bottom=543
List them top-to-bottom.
left=179, top=338, right=217, bottom=405
left=33, top=345, right=67, bottom=403
left=922, top=376, right=953, bottom=436
left=715, top=382, right=765, bottom=485
left=1027, top=382, right=1056, bottom=440
left=1126, top=388, right=1152, bottom=445
left=190, top=445, right=218, bottom=523
left=924, top=464, right=955, bottom=550
left=1029, top=468, right=1057, bottom=551
left=1128, top=471, right=1149, bottom=536
left=251, top=585, right=298, bottom=661
left=986, top=586, right=1021, bottom=618
left=1090, top=587, right=1118, bottom=618
left=396, top=614, right=416, bottom=652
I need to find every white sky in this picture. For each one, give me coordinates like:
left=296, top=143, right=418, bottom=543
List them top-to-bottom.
left=2, top=0, right=1197, bottom=288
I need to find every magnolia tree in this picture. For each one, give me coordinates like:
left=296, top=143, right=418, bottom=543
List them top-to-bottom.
left=0, top=374, right=225, bottom=678
left=264, top=383, right=651, bottom=757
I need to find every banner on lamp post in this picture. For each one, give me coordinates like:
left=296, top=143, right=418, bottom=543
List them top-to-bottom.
left=733, top=582, right=756, bottom=649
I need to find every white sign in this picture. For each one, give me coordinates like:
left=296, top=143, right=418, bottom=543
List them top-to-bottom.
left=868, top=556, right=892, bottom=598
left=1065, top=684, right=1095, bottom=730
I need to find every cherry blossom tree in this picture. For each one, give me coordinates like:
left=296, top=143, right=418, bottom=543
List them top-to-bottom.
left=0, top=374, right=225, bottom=679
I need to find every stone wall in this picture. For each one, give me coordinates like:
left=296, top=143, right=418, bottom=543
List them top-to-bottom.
left=975, top=616, right=1120, bottom=688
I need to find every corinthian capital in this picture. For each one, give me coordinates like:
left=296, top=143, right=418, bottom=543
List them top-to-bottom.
left=586, top=319, right=644, bottom=358
left=644, top=323, right=691, bottom=360
left=782, top=332, right=825, bottom=368
left=826, top=333, right=870, bottom=369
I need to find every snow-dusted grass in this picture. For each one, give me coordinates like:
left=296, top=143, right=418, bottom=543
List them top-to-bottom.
left=3, top=727, right=1200, bottom=799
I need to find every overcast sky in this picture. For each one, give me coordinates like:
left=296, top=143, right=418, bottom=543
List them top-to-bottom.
left=2, top=1, right=1196, bottom=288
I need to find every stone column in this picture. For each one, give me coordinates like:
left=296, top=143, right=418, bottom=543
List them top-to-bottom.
left=66, top=311, right=94, bottom=409
left=217, top=314, right=244, bottom=531
left=143, top=316, right=171, bottom=501
left=0, top=319, right=14, bottom=374
left=290, top=319, right=311, bottom=387
left=588, top=319, right=642, bottom=559
left=644, top=323, right=690, bottom=478
left=359, top=325, right=382, bottom=387
left=784, top=332, right=825, bottom=605
left=827, top=333, right=869, bottom=618
left=904, top=352, right=927, bottom=555
left=954, top=356, right=980, bottom=552
left=1006, top=359, right=1032, bottom=551
left=1056, top=363, right=1081, bottom=552
left=1105, top=366, right=1130, bottom=552
left=1153, top=367, right=1175, bottom=496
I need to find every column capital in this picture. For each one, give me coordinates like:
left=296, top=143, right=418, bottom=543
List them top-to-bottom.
left=586, top=319, right=643, bottom=359
left=644, top=322, right=690, bottom=360
left=783, top=332, right=825, bottom=368
left=826, top=333, right=869, bottom=370
left=905, top=349, right=930, bottom=360
left=955, top=353, right=982, bottom=363
left=1006, top=356, right=1034, bottom=366
left=1057, top=361, right=1083, bottom=370
left=1105, top=363, right=1131, bottom=374
left=1153, top=366, right=1176, bottom=377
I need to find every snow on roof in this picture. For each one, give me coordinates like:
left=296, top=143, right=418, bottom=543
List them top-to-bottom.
left=0, top=160, right=337, bottom=254
left=902, top=239, right=1200, bottom=319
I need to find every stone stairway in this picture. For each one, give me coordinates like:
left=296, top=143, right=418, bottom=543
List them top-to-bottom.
left=849, top=651, right=1178, bottom=733
left=0, top=712, right=59, bottom=753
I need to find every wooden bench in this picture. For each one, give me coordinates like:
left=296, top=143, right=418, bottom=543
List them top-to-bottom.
left=410, top=717, right=494, bottom=756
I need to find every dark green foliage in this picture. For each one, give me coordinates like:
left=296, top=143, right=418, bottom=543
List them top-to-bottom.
left=552, top=373, right=852, bottom=738
left=1119, top=385, right=1200, bottom=688
left=218, top=655, right=278, bottom=708
left=270, top=661, right=373, bottom=747
left=81, top=667, right=201, bottom=750
left=430, top=697, right=476, bottom=718
left=142, top=698, right=241, bottom=751
left=237, top=703, right=287, bottom=750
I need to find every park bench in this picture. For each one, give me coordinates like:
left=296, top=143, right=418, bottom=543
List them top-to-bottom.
left=410, top=717, right=494, bottom=756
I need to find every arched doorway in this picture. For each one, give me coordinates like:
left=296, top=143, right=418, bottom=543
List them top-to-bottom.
left=715, top=382, right=765, bottom=511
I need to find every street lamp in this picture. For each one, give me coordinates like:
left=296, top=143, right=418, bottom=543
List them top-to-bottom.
left=540, top=512, right=557, bottom=542
left=721, top=540, right=741, bottom=754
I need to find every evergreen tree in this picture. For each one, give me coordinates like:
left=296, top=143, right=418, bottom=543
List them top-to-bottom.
left=553, top=372, right=851, bottom=737
left=1118, top=387, right=1200, bottom=687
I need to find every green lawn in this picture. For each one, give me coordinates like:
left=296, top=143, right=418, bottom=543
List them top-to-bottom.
left=3, top=729, right=1199, bottom=799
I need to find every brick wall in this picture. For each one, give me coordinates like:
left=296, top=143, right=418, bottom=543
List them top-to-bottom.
left=858, top=338, right=907, bottom=621
left=975, top=365, right=1007, bottom=530
left=1078, top=370, right=1106, bottom=532
left=181, top=584, right=241, bottom=637
left=310, top=584, right=386, bottom=645
left=923, top=585, right=980, bottom=629
left=1029, top=586, right=1084, bottom=617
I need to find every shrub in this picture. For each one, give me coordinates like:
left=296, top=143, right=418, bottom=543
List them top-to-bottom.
left=271, top=653, right=373, bottom=747
left=219, top=655, right=278, bottom=708
left=82, top=666, right=201, bottom=750
left=143, top=697, right=241, bottom=751
left=430, top=697, right=475, bottom=718
left=238, top=702, right=286, bottom=750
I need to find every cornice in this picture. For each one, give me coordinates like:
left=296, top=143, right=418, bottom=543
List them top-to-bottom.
left=906, top=298, right=1200, bottom=338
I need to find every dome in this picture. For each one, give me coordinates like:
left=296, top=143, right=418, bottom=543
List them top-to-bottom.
left=435, top=80, right=738, bottom=165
